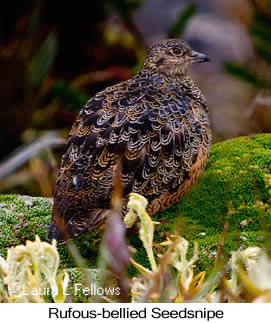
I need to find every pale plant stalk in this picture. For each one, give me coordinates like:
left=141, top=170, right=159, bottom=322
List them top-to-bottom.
left=124, top=193, right=158, bottom=272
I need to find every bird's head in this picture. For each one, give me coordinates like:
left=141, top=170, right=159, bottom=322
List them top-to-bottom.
left=141, top=39, right=209, bottom=77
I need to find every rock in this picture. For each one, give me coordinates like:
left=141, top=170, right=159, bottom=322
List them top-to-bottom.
left=0, top=134, right=271, bottom=272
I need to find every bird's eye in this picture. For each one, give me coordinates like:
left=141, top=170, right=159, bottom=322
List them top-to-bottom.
left=171, top=47, right=182, bottom=56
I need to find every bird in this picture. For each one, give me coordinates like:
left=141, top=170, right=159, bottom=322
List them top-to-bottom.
left=47, top=39, right=212, bottom=242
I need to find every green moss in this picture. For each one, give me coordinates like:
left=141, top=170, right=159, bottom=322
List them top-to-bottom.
left=1, top=134, right=271, bottom=272
left=156, top=134, right=271, bottom=271
left=0, top=195, right=99, bottom=268
left=0, top=195, right=51, bottom=257
left=65, top=268, right=102, bottom=302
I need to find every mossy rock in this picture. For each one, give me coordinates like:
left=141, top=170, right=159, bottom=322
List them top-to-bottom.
left=1, top=134, right=271, bottom=272
left=0, top=196, right=100, bottom=268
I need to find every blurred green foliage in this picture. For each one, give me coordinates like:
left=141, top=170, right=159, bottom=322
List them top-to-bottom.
left=105, top=0, right=143, bottom=18
left=168, top=3, right=197, bottom=38
left=225, top=3, right=271, bottom=90
left=27, top=33, right=57, bottom=87
left=224, top=62, right=271, bottom=89
left=50, top=82, right=89, bottom=111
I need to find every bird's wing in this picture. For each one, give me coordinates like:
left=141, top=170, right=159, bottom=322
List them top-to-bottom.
left=52, top=77, right=210, bottom=238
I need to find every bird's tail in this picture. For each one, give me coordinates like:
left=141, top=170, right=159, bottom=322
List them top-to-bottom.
left=47, top=207, right=109, bottom=243
left=47, top=222, right=64, bottom=242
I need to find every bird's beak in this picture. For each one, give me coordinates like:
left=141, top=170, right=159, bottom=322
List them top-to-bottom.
left=190, top=50, right=210, bottom=63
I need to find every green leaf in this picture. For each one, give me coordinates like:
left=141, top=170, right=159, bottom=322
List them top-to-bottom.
left=105, top=0, right=143, bottom=19
left=168, top=3, right=197, bottom=38
left=250, top=22, right=271, bottom=43
left=28, top=33, right=57, bottom=86
left=254, top=40, right=271, bottom=63
left=224, top=61, right=271, bottom=89
left=50, top=81, right=89, bottom=111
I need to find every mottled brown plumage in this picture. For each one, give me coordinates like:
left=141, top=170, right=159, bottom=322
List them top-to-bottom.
left=47, top=39, right=212, bottom=242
